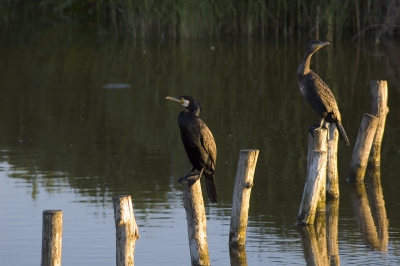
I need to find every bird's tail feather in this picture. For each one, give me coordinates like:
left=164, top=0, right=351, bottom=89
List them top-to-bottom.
left=336, top=122, right=350, bottom=146
left=204, top=173, right=218, bottom=204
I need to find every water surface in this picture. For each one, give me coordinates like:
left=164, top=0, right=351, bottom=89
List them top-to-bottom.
left=0, top=26, right=399, bottom=265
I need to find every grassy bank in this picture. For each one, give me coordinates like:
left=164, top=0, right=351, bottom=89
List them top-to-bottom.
left=1, top=0, right=399, bottom=40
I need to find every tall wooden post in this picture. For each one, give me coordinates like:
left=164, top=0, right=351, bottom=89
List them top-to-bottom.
left=369, top=80, right=389, bottom=167
left=348, top=114, right=379, bottom=182
left=326, top=124, right=339, bottom=198
left=229, top=149, right=259, bottom=246
left=180, top=178, right=210, bottom=266
left=113, top=195, right=140, bottom=266
left=41, top=210, right=63, bottom=266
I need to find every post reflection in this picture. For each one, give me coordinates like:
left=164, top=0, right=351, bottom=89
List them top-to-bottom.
left=348, top=165, right=388, bottom=251
left=298, top=199, right=340, bottom=266
left=299, top=211, right=329, bottom=266
left=229, top=245, right=248, bottom=266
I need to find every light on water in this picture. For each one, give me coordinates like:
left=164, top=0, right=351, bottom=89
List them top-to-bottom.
left=0, top=26, right=400, bottom=265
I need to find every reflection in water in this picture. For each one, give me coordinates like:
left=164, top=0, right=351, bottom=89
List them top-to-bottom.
left=348, top=165, right=388, bottom=251
left=298, top=197, right=340, bottom=265
left=326, top=199, right=340, bottom=266
left=229, top=245, right=248, bottom=266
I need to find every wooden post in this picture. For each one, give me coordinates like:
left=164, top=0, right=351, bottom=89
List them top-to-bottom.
left=369, top=80, right=389, bottom=167
left=348, top=114, right=379, bottom=182
left=326, top=124, right=339, bottom=198
left=298, top=128, right=327, bottom=225
left=307, top=128, right=328, bottom=166
left=229, top=149, right=259, bottom=246
left=297, top=150, right=327, bottom=225
left=180, top=178, right=210, bottom=266
left=113, top=195, right=140, bottom=266
left=41, top=210, right=63, bottom=266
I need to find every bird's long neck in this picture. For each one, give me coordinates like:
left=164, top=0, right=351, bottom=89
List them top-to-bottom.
left=298, top=52, right=314, bottom=76
left=183, top=108, right=200, bottom=117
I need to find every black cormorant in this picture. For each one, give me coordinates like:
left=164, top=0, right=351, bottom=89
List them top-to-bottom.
left=297, top=40, right=350, bottom=146
left=165, top=95, right=218, bottom=203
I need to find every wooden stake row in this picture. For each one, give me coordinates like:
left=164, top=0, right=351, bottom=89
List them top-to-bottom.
left=40, top=149, right=259, bottom=266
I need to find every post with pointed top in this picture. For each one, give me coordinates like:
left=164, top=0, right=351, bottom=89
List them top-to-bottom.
left=369, top=80, right=389, bottom=167
left=229, top=149, right=259, bottom=246
left=180, top=178, right=210, bottom=266
left=113, top=195, right=140, bottom=266
left=41, top=210, right=63, bottom=266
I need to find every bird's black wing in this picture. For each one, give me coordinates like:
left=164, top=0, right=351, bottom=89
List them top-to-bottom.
left=311, top=72, right=342, bottom=120
left=197, top=118, right=217, bottom=169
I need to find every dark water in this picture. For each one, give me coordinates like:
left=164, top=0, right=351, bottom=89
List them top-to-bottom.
left=0, top=26, right=399, bottom=265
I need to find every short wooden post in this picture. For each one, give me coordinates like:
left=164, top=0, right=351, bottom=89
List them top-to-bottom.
left=369, top=80, right=389, bottom=167
left=348, top=114, right=379, bottom=182
left=326, top=124, right=339, bottom=198
left=229, top=149, right=259, bottom=246
left=297, top=150, right=327, bottom=225
left=180, top=178, right=210, bottom=266
left=113, top=195, right=140, bottom=266
left=41, top=210, right=63, bottom=266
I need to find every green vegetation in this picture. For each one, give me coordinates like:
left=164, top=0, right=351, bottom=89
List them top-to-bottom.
left=1, top=0, right=399, bottom=40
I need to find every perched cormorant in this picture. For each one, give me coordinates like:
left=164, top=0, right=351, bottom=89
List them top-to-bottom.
left=297, top=40, right=350, bottom=146
left=165, top=95, right=218, bottom=203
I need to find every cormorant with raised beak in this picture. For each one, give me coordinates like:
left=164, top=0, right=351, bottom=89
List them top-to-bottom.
left=297, top=40, right=350, bottom=146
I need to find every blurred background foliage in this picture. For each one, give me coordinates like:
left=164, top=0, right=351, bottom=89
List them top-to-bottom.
left=1, top=0, right=400, bottom=41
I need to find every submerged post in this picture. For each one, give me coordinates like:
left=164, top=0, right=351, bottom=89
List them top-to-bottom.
left=369, top=80, right=389, bottom=167
left=348, top=114, right=379, bottom=182
left=229, top=149, right=259, bottom=246
left=180, top=178, right=210, bottom=266
left=112, top=195, right=140, bottom=266
left=41, top=210, right=63, bottom=266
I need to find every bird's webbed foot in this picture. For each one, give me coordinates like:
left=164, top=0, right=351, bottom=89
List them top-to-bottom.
left=178, top=173, right=201, bottom=187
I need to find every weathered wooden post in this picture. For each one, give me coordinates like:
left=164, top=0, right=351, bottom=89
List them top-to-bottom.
left=369, top=80, right=389, bottom=167
left=348, top=114, right=379, bottom=182
left=326, top=124, right=339, bottom=198
left=298, top=128, right=328, bottom=225
left=229, top=149, right=259, bottom=246
left=180, top=178, right=210, bottom=266
left=112, top=195, right=140, bottom=266
left=41, top=210, right=63, bottom=266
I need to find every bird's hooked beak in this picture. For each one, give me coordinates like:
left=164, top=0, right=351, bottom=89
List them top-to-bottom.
left=316, top=41, right=330, bottom=49
left=165, top=96, right=189, bottom=107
